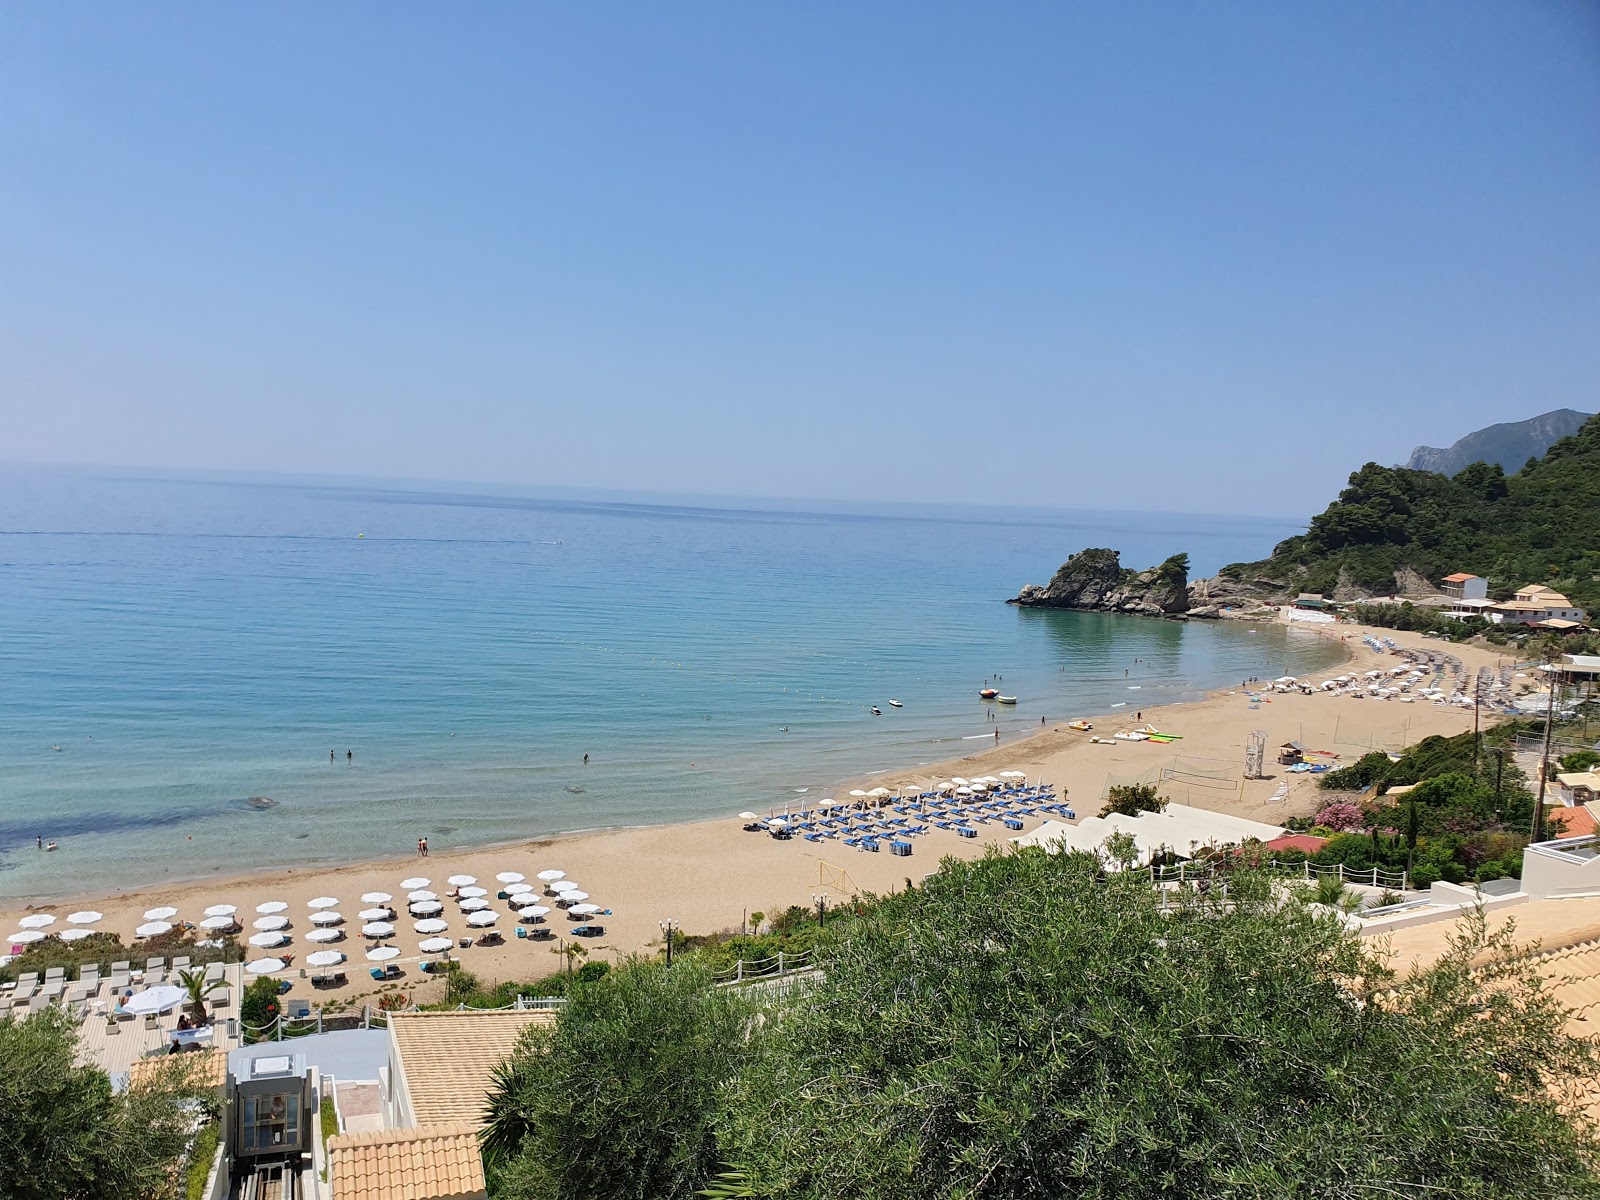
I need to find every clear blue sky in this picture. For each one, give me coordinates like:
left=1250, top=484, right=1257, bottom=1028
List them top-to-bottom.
left=2, top=4, right=1596, bottom=516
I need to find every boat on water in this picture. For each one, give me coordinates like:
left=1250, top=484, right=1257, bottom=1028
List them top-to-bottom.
left=979, top=688, right=999, bottom=700
left=996, top=696, right=1017, bottom=705
left=889, top=699, right=903, bottom=708
left=870, top=706, right=882, bottom=716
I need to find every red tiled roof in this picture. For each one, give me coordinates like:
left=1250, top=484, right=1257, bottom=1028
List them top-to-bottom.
left=1547, top=806, right=1599, bottom=837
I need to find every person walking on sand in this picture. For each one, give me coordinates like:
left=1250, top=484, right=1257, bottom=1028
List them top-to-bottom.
left=994, top=728, right=1000, bottom=743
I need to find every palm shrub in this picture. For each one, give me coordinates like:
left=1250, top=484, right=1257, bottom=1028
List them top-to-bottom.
left=482, top=958, right=753, bottom=1200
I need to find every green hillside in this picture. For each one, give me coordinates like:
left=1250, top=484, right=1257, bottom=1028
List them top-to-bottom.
left=1220, top=413, right=1600, bottom=610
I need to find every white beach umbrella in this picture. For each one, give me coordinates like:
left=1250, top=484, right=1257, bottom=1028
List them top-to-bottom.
left=999, top=771, right=1027, bottom=779
left=950, top=777, right=969, bottom=786
left=969, top=783, right=988, bottom=793
left=868, top=787, right=892, bottom=798
left=955, top=787, right=973, bottom=796
left=848, top=789, right=868, bottom=798
left=738, top=811, right=760, bottom=821
left=766, top=817, right=788, bottom=827
left=536, top=870, right=565, bottom=882
left=495, top=871, right=525, bottom=883
left=446, top=874, right=477, bottom=886
left=400, top=877, right=430, bottom=890
left=551, top=878, right=579, bottom=891
left=504, top=883, right=533, bottom=895
left=459, top=886, right=488, bottom=899
left=407, top=889, right=437, bottom=902
left=559, top=890, right=590, bottom=903
left=360, top=892, right=393, bottom=904
left=308, top=896, right=339, bottom=909
left=459, top=897, right=489, bottom=912
left=410, top=900, right=443, bottom=915
left=255, top=901, right=288, bottom=914
left=568, top=903, right=600, bottom=916
left=203, top=904, right=237, bottom=917
left=515, top=905, right=550, bottom=919
left=142, top=906, right=177, bottom=922
left=359, top=908, right=392, bottom=921
left=66, top=910, right=103, bottom=925
left=466, top=910, right=499, bottom=927
left=310, top=911, right=344, bottom=926
left=19, top=914, right=57, bottom=929
left=199, top=916, right=237, bottom=932
left=253, top=916, right=289, bottom=931
left=413, top=918, right=449, bottom=934
left=136, top=921, right=173, bottom=938
left=362, top=922, right=396, bottom=937
left=58, top=928, right=93, bottom=942
left=306, top=929, right=343, bottom=943
left=7, top=930, right=46, bottom=944
left=249, top=931, right=288, bottom=948
left=418, top=937, right=453, bottom=953
left=365, top=946, right=400, bottom=962
left=307, top=950, right=345, bottom=968
left=246, top=958, right=285, bottom=974
left=124, top=985, right=187, bottom=1015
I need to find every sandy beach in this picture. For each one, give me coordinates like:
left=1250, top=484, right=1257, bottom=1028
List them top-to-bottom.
left=2, top=619, right=1521, bottom=1007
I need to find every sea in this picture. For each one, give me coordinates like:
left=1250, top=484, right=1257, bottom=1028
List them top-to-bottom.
left=0, top=465, right=1346, bottom=899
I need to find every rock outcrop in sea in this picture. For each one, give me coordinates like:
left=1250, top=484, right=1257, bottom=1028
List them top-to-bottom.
left=1009, top=548, right=1193, bottom=618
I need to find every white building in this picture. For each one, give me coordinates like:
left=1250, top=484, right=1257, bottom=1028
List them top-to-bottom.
left=1440, top=573, right=1488, bottom=601
left=1489, top=585, right=1587, bottom=626
left=1012, top=802, right=1284, bottom=866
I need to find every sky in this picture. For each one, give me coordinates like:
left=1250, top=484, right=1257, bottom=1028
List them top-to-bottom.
left=1, top=4, right=1597, bottom=517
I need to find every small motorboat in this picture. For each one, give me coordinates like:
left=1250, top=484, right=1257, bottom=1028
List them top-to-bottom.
left=979, top=688, right=999, bottom=700
left=996, top=696, right=1017, bottom=705
left=888, top=699, right=902, bottom=708
left=870, top=706, right=883, bottom=716
left=1066, top=719, right=1092, bottom=732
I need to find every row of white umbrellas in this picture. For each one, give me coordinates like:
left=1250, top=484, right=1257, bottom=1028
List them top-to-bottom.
left=10, top=868, right=576, bottom=966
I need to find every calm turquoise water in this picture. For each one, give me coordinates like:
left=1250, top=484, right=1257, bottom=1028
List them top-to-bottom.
left=0, top=466, right=1342, bottom=898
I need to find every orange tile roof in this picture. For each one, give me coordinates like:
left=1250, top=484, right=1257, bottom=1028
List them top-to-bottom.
left=1442, top=573, right=1478, bottom=583
left=1548, top=805, right=1600, bottom=837
left=389, top=1010, right=556, bottom=1128
left=127, top=1047, right=228, bottom=1092
left=329, top=1122, right=486, bottom=1200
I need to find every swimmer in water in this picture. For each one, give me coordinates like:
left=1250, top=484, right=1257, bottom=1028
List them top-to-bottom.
left=583, top=752, right=589, bottom=764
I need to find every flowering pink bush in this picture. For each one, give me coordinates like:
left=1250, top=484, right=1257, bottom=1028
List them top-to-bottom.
left=1313, top=800, right=1366, bottom=833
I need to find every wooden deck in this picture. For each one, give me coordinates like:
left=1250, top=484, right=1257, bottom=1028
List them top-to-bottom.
left=75, top=961, right=245, bottom=1085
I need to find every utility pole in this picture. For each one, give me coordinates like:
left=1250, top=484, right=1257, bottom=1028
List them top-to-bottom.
left=1533, top=656, right=1560, bottom=840
left=812, top=891, right=829, bottom=928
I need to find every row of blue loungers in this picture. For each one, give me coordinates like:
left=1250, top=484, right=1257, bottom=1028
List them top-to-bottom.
left=766, top=786, right=1074, bottom=854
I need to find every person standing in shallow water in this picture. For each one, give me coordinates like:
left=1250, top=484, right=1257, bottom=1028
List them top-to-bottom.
left=330, top=750, right=335, bottom=763
left=347, top=750, right=352, bottom=762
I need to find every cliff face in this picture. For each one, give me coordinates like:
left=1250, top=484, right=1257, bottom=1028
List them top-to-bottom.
left=1405, top=409, right=1592, bottom=476
left=1011, top=549, right=1191, bottom=617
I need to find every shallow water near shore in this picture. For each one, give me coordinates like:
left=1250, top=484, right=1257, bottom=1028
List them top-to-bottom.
left=0, top=466, right=1344, bottom=899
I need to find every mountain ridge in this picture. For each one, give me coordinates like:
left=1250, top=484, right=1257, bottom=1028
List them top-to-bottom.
left=1404, top=408, right=1592, bottom=476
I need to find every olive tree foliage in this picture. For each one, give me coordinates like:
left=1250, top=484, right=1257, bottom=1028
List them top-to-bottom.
left=716, top=847, right=1600, bottom=1200
left=482, top=958, right=753, bottom=1200
left=0, top=1008, right=216, bottom=1200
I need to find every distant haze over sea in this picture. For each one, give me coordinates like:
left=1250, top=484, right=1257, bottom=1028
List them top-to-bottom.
left=0, top=466, right=1344, bottom=899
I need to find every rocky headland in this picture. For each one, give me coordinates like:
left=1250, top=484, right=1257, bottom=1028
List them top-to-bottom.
left=1009, top=548, right=1197, bottom=618
left=1010, top=548, right=1291, bottom=619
